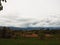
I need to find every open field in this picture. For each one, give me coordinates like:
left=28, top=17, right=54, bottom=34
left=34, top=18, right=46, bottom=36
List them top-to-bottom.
left=0, top=38, right=60, bottom=45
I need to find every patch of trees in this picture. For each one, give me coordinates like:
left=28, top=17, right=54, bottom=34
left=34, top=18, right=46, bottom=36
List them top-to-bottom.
left=0, top=26, right=60, bottom=40
left=0, top=27, right=16, bottom=38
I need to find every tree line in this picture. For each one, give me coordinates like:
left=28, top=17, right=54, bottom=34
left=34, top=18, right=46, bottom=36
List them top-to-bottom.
left=0, top=26, right=60, bottom=40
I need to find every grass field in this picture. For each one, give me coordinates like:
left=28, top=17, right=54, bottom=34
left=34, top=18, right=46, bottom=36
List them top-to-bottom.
left=0, top=38, right=60, bottom=45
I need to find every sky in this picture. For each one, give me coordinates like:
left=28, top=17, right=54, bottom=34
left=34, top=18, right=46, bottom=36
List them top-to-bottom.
left=0, top=0, right=60, bottom=27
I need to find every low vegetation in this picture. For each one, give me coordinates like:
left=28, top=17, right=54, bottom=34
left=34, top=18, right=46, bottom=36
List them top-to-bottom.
left=0, top=26, right=60, bottom=45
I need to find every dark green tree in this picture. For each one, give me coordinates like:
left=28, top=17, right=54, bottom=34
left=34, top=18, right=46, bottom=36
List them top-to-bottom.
left=2, top=27, right=12, bottom=38
left=38, top=30, right=45, bottom=40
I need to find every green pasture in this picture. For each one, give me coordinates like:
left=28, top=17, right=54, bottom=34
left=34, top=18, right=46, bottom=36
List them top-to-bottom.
left=0, top=38, right=60, bottom=45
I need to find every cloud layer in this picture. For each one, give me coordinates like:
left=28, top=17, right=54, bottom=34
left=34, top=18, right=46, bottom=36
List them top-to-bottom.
left=0, top=0, right=60, bottom=27
left=0, top=14, right=60, bottom=27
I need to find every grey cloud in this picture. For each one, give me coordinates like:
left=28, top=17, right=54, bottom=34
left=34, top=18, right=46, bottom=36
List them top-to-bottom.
left=0, top=13, right=60, bottom=27
left=22, top=15, right=60, bottom=27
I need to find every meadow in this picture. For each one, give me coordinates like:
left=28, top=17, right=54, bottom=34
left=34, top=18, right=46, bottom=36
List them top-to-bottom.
left=0, top=38, right=60, bottom=45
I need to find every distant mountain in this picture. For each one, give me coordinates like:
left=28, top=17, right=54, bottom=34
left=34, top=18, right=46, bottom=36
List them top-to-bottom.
left=0, top=26, right=60, bottom=30
left=8, top=27, right=60, bottom=30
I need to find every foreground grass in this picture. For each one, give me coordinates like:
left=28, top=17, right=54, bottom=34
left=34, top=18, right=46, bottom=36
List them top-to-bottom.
left=0, top=38, right=60, bottom=45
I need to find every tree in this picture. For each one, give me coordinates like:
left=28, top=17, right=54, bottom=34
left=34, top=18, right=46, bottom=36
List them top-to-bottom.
left=0, top=0, right=7, bottom=11
left=2, top=27, right=12, bottom=38
left=38, top=30, right=45, bottom=40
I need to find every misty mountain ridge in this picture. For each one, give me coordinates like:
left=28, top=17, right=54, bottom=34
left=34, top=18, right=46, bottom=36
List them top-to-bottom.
left=0, top=26, right=60, bottom=30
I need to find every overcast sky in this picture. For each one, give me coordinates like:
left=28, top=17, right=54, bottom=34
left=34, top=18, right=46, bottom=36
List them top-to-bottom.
left=0, top=0, right=60, bottom=27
